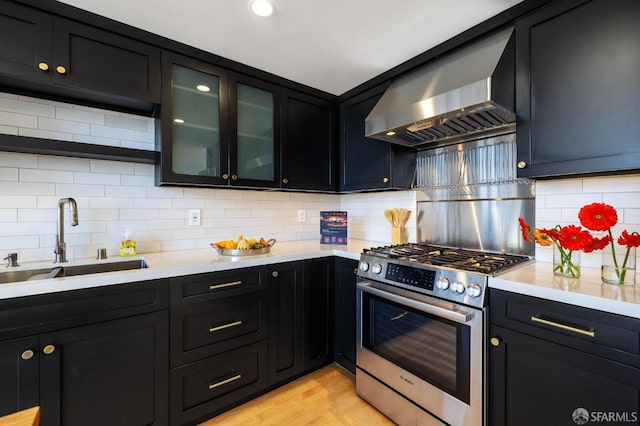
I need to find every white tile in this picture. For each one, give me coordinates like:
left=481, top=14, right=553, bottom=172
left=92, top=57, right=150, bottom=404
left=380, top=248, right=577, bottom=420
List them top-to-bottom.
left=0, top=92, right=18, bottom=100
left=0, top=97, right=55, bottom=117
left=73, top=104, right=120, bottom=116
left=56, top=107, right=104, bottom=125
left=0, top=111, right=38, bottom=128
left=105, top=114, right=150, bottom=132
left=38, top=117, right=90, bottom=135
left=90, top=124, right=135, bottom=140
left=0, top=125, right=18, bottom=135
left=18, top=128, right=74, bottom=141
left=73, top=134, right=120, bottom=147
left=120, top=140, right=154, bottom=150
left=0, top=153, right=37, bottom=169
left=38, top=156, right=91, bottom=172
left=90, top=160, right=135, bottom=174
left=135, top=163, right=155, bottom=176
left=0, top=167, right=18, bottom=181
left=20, top=169, right=74, bottom=183
left=74, top=171, right=120, bottom=185
left=121, top=174, right=153, bottom=186
left=583, top=174, right=640, bottom=193
left=535, top=179, right=584, bottom=195
left=0, top=181, right=55, bottom=195
left=55, top=183, right=104, bottom=197
left=105, top=185, right=147, bottom=198
left=147, top=186, right=184, bottom=198
left=545, top=193, right=599, bottom=208
left=603, top=193, right=640, bottom=209
left=89, top=197, right=133, bottom=209
left=134, top=198, right=171, bottom=208
left=171, top=199, right=206, bottom=209
left=18, top=208, right=56, bottom=222
left=83, top=208, right=119, bottom=221
left=0, top=209, right=17, bottom=221
left=120, top=209, right=160, bottom=220
left=624, top=209, right=640, bottom=224
left=147, top=219, right=184, bottom=230
left=106, top=221, right=148, bottom=233
left=0, top=222, right=52, bottom=236
left=173, top=228, right=206, bottom=240
left=0, top=235, right=40, bottom=250
left=162, top=239, right=196, bottom=251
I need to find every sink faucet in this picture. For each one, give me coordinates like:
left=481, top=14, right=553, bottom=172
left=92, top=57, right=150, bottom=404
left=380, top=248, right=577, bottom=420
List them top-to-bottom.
left=54, top=197, right=78, bottom=263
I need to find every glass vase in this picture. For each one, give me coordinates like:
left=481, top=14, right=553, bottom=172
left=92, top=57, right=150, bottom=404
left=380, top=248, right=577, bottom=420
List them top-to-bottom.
left=553, top=244, right=581, bottom=278
left=601, top=246, right=636, bottom=286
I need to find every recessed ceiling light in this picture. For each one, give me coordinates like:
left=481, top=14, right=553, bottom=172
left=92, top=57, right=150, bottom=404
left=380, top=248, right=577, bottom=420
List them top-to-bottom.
left=250, top=0, right=274, bottom=17
left=196, top=84, right=210, bottom=92
left=174, top=118, right=185, bottom=124
left=386, top=131, right=396, bottom=136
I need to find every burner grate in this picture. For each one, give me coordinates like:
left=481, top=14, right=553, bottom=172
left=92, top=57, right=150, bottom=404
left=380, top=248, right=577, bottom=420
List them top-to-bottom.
left=364, top=243, right=530, bottom=275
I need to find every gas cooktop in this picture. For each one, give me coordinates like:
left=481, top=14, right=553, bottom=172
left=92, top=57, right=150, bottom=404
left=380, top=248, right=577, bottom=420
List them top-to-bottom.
left=362, top=243, right=531, bottom=275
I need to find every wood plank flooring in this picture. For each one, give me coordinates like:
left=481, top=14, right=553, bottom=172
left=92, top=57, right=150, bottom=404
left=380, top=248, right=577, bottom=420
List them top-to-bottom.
left=200, top=364, right=395, bottom=425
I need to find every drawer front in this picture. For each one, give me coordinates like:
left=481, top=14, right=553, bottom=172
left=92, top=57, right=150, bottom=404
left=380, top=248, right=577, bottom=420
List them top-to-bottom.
left=170, top=266, right=268, bottom=306
left=490, top=289, right=640, bottom=367
left=170, top=291, right=268, bottom=367
left=170, top=340, right=268, bottom=425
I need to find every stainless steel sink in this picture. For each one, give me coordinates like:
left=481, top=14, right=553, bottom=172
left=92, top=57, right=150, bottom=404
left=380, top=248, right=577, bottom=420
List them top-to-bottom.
left=0, top=259, right=148, bottom=284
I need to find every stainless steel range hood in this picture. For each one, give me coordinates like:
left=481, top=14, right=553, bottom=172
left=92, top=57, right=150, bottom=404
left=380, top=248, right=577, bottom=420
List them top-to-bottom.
left=365, top=27, right=515, bottom=149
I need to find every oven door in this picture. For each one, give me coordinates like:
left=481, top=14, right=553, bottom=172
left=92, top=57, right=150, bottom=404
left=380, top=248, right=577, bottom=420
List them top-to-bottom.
left=356, top=280, right=484, bottom=426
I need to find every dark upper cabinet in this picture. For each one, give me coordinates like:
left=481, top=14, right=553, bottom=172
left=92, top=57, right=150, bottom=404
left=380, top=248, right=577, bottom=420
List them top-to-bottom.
left=515, top=0, right=640, bottom=178
left=0, top=1, right=160, bottom=111
left=339, top=85, right=415, bottom=192
left=281, top=89, right=336, bottom=191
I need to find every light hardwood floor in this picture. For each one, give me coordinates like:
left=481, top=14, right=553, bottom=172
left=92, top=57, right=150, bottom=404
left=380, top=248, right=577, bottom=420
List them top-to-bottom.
left=200, top=364, right=395, bottom=425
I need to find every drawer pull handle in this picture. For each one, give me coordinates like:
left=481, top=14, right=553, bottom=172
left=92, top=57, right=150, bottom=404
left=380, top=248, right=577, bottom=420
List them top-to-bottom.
left=209, top=280, right=242, bottom=290
left=530, top=316, right=595, bottom=338
left=209, top=320, right=242, bottom=333
left=209, top=374, right=242, bottom=390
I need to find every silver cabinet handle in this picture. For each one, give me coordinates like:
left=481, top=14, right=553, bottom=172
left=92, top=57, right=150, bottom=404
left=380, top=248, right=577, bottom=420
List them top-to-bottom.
left=209, top=280, right=242, bottom=290
left=530, top=316, right=595, bottom=338
left=209, top=320, right=242, bottom=333
left=209, top=374, right=242, bottom=390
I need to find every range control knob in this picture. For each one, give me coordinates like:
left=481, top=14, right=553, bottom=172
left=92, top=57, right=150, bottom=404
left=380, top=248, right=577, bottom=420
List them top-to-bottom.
left=359, top=261, right=369, bottom=272
left=371, top=263, right=383, bottom=274
left=436, top=277, right=450, bottom=290
left=450, top=281, right=466, bottom=295
left=467, top=284, right=482, bottom=298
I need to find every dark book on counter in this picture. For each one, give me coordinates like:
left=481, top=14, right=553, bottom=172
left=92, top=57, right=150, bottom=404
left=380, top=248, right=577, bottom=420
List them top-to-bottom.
left=320, top=211, right=348, bottom=245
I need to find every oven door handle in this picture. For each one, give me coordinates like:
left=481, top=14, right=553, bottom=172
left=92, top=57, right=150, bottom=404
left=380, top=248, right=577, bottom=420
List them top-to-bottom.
left=357, top=282, right=475, bottom=324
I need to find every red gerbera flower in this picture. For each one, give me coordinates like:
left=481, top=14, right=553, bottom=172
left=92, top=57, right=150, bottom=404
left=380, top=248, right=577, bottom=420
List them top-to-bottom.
left=578, top=203, right=618, bottom=231
left=518, top=217, right=531, bottom=243
left=557, top=225, right=593, bottom=251
left=539, top=227, right=561, bottom=241
left=532, top=229, right=553, bottom=246
left=618, top=230, right=640, bottom=248
left=582, top=235, right=613, bottom=253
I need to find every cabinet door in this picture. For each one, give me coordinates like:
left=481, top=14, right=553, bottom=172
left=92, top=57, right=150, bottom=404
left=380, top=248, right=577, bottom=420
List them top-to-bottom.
left=515, top=0, right=640, bottom=178
left=0, top=1, right=52, bottom=84
left=52, top=18, right=161, bottom=103
left=157, top=51, right=230, bottom=186
left=229, top=73, right=280, bottom=188
left=340, top=86, right=415, bottom=191
left=281, top=89, right=336, bottom=191
left=303, top=258, right=334, bottom=371
left=333, top=258, right=357, bottom=373
left=268, top=261, right=304, bottom=384
left=39, top=312, right=169, bottom=426
left=489, top=324, right=640, bottom=426
left=0, top=336, right=39, bottom=417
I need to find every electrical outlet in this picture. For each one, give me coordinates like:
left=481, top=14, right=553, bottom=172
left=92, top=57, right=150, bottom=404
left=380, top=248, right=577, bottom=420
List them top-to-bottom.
left=188, top=209, right=201, bottom=226
left=297, top=209, right=306, bottom=223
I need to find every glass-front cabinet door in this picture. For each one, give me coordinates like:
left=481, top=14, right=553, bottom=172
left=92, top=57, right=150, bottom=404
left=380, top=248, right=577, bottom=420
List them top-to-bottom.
left=157, top=51, right=229, bottom=186
left=229, top=74, right=280, bottom=188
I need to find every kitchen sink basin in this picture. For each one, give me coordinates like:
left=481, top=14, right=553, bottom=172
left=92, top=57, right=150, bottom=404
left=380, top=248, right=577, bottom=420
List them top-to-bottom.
left=0, top=259, right=148, bottom=284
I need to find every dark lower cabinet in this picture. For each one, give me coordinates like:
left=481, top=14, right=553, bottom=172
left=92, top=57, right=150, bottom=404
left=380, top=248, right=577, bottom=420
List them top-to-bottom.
left=515, top=0, right=640, bottom=178
left=333, top=257, right=357, bottom=373
left=268, top=258, right=334, bottom=385
left=489, top=289, right=640, bottom=426
left=0, top=312, right=169, bottom=426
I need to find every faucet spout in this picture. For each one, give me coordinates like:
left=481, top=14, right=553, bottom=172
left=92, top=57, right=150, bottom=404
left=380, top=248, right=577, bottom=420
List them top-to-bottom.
left=55, top=197, right=79, bottom=263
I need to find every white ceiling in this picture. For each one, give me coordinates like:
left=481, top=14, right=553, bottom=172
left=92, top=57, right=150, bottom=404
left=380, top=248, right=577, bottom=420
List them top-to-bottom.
left=57, top=0, right=522, bottom=96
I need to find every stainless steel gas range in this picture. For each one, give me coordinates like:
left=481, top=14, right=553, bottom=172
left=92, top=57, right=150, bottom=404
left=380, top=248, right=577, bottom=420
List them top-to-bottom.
left=356, top=243, right=531, bottom=426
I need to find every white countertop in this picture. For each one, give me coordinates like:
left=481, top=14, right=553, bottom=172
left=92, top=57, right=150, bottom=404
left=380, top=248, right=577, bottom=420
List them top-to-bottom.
left=0, top=240, right=379, bottom=300
left=2, top=241, right=638, bottom=319
left=490, top=261, right=640, bottom=319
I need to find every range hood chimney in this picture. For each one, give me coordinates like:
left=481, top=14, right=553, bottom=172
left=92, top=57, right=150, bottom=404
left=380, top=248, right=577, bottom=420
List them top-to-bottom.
left=365, top=27, right=515, bottom=149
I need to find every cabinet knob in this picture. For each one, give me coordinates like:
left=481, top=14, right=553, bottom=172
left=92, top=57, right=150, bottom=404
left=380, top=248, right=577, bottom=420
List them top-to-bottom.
left=38, top=62, right=49, bottom=71
left=56, top=66, right=67, bottom=75
left=517, top=161, right=527, bottom=169
left=222, top=173, right=229, bottom=180
left=231, top=174, right=238, bottom=181
left=383, top=177, right=390, bottom=183
left=282, top=178, right=288, bottom=184
left=272, top=271, right=279, bottom=278
left=490, top=337, right=501, bottom=347
left=43, top=344, right=56, bottom=355
left=21, top=349, right=35, bottom=360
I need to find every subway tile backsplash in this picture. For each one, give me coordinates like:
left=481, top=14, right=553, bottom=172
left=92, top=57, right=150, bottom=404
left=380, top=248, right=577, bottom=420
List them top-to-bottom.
left=0, top=92, right=155, bottom=151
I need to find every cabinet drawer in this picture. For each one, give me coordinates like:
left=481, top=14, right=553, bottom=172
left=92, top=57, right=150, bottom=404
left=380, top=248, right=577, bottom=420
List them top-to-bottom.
left=170, top=266, right=268, bottom=306
left=490, top=289, right=640, bottom=367
left=170, top=291, right=268, bottom=366
left=170, top=340, right=268, bottom=425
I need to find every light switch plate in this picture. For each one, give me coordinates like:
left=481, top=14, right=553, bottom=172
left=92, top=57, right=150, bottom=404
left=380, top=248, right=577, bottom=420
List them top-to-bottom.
left=189, top=209, right=201, bottom=226
left=297, top=209, right=306, bottom=223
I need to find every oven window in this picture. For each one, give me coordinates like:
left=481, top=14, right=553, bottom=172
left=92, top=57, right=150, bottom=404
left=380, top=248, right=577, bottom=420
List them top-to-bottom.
left=362, top=292, right=470, bottom=403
